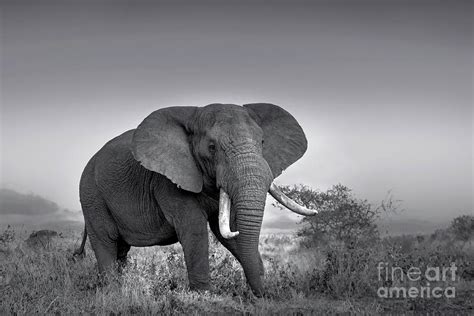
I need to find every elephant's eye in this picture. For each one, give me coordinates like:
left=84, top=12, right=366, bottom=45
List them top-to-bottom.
left=208, top=143, right=216, bottom=154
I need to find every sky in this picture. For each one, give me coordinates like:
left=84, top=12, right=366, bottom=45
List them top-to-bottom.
left=0, top=1, right=472, bottom=229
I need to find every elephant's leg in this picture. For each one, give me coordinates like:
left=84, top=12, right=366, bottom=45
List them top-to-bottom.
left=81, top=197, right=120, bottom=276
left=175, top=213, right=210, bottom=291
left=209, top=213, right=265, bottom=276
left=117, top=238, right=131, bottom=272
left=90, top=239, right=117, bottom=276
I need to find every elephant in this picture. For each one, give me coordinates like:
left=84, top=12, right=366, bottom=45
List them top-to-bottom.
left=74, top=103, right=316, bottom=296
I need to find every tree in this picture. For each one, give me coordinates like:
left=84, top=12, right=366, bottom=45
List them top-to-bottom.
left=275, top=184, right=389, bottom=246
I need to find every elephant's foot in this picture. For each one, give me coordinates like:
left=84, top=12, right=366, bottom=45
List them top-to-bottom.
left=96, top=265, right=125, bottom=288
left=189, top=281, right=211, bottom=293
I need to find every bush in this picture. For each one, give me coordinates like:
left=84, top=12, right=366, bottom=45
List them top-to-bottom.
left=273, top=184, right=398, bottom=298
left=276, top=184, right=389, bottom=247
left=450, top=215, right=474, bottom=243
left=0, top=225, right=15, bottom=246
left=320, top=241, right=382, bottom=298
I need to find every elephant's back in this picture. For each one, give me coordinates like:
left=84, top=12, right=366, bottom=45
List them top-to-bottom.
left=80, top=129, right=144, bottom=195
left=91, top=129, right=146, bottom=187
left=102, top=129, right=136, bottom=152
left=80, top=130, right=136, bottom=199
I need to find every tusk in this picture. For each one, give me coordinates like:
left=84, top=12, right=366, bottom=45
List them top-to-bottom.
left=269, top=183, right=318, bottom=216
left=219, top=189, right=239, bottom=239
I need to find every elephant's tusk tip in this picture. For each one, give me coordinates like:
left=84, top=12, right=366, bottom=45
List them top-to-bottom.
left=269, top=183, right=320, bottom=216
left=222, top=231, right=239, bottom=239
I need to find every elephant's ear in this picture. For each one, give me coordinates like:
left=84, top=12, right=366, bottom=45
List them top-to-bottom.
left=243, top=103, right=307, bottom=178
left=132, top=107, right=203, bottom=193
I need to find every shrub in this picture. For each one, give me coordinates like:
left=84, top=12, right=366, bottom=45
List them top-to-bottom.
left=273, top=184, right=408, bottom=299
left=276, top=184, right=390, bottom=247
left=450, top=215, right=474, bottom=243
left=0, top=225, right=15, bottom=246
left=319, top=241, right=382, bottom=298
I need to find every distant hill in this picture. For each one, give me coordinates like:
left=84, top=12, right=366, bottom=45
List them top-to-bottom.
left=0, top=188, right=83, bottom=229
left=0, top=188, right=452, bottom=237
left=0, top=188, right=60, bottom=215
left=261, top=206, right=452, bottom=236
left=377, top=217, right=450, bottom=236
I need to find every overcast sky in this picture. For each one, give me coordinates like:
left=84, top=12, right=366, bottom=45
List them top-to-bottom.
left=1, top=1, right=472, bottom=227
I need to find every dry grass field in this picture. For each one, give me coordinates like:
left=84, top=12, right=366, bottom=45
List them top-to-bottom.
left=0, top=223, right=472, bottom=315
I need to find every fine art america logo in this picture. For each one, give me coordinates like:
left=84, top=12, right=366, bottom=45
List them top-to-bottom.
left=377, top=262, right=457, bottom=299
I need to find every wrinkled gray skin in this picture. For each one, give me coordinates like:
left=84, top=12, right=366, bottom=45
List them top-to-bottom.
left=78, top=103, right=307, bottom=296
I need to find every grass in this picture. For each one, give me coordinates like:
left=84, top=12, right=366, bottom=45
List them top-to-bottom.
left=0, top=226, right=472, bottom=315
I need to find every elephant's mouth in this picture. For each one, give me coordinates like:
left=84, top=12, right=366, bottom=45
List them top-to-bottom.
left=218, top=184, right=318, bottom=239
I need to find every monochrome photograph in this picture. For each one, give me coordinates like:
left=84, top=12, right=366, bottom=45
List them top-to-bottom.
left=0, top=0, right=472, bottom=314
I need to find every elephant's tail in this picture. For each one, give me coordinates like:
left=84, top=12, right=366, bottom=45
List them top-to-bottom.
left=73, top=225, right=87, bottom=258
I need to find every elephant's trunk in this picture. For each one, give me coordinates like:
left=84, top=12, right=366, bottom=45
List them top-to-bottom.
left=218, top=152, right=272, bottom=296
left=218, top=182, right=318, bottom=241
left=218, top=182, right=318, bottom=239
left=232, top=188, right=267, bottom=295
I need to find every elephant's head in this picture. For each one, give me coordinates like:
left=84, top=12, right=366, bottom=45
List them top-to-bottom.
left=131, top=103, right=315, bottom=294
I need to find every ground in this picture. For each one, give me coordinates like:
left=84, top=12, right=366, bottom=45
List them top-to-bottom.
left=0, top=226, right=472, bottom=315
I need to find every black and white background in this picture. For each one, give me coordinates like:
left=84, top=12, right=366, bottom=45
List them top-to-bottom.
left=0, top=1, right=472, bottom=314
